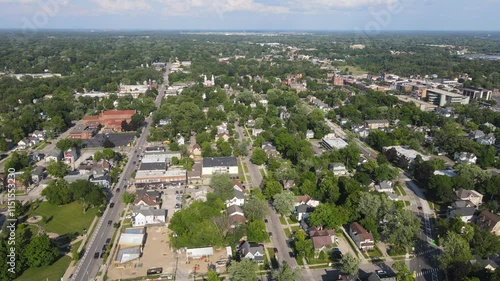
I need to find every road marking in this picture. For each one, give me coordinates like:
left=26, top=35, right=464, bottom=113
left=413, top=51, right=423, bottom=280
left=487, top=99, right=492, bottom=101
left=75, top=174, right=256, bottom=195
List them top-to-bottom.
left=416, top=268, right=438, bottom=277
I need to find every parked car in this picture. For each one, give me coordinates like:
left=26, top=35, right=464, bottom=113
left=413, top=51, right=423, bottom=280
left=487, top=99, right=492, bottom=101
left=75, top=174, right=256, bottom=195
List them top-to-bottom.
left=116, top=188, right=121, bottom=192
left=109, top=202, right=115, bottom=208
left=175, top=203, right=181, bottom=209
left=264, top=219, right=268, bottom=223
left=108, top=220, right=112, bottom=225
left=268, top=232, right=272, bottom=237
left=105, top=238, right=111, bottom=245
left=273, top=247, right=278, bottom=253
left=94, top=252, right=100, bottom=259
left=147, top=268, right=163, bottom=275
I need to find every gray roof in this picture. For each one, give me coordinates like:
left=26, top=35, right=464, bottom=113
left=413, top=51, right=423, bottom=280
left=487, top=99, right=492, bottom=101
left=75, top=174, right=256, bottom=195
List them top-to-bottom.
left=47, top=148, right=62, bottom=157
left=202, top=157, right=238, bottom=167
left=139, top=162, right=166, bottom=171
left=31, top=166, right=45, bottom=176
left=136, top=189, right=161, bottom=198
left=233, top=189, right=245, bottom=200
left=296, top=204, right=315, bottom=213
left=227, top=205, right=244, bottom=215
left=131, top=206, right=167, bottom=217
left=453, top=207, right=477, bottom=217
left=123, top=227, right=146, bottom=234
left=241, top=241, right=263, bottom=256
left=115, top=246, right=141, bottom=263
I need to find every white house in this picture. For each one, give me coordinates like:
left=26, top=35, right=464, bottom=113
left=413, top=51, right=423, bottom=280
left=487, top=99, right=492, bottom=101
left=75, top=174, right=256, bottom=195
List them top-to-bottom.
left=252, top=128, right=264, bottom=137
left=306, top=130, right=315, bottom=139
left=454, top=152, right=477, bottom=165
left=202, top=157, right=238, bottom=178
left=329, top=162, right=347, bottom=176
left=225, top=189, right=245, bottom=207
left=131, top=206, right=167, bottom=227
left=240, top=241, right=265, bottom=264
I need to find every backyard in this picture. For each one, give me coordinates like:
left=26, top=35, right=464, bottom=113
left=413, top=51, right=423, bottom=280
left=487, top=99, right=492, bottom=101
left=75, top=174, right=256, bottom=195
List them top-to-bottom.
left=28, top=201, right=99, bottom=236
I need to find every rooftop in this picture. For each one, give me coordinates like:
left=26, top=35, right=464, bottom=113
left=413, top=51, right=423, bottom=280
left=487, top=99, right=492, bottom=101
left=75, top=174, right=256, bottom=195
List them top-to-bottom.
left=202, top=156, right=238, bottom=167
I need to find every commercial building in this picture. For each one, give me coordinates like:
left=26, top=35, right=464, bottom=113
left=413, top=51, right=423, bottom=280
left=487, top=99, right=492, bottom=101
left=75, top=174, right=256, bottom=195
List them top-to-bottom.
left=332, top=75, right=344, bottom=86
left=463, top=87, right=492, bottom=101
left=426, top=88, right=470, bottom=107
left=83, top=110, right=136, bottom=132
left=364, top=120, right=389, bottom=130
left=69, top=124, right=100, bottom=140
left=321, top=138, right=348, bottom=151
left=383, top=146, right=430, bottom=169
left=202, top=157, right=238, bottom=178
left=134, top=169, right=187, bottom=185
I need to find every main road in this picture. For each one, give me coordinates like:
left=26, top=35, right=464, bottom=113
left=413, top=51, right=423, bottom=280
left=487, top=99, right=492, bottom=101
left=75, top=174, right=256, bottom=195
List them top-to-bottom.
left=70, top=64, right=170, bottom=281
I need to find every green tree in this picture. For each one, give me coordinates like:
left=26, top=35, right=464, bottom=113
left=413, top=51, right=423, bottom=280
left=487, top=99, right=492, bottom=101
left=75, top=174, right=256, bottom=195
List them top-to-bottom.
left=216, top=140, right=233, bottom=157
left=250, top=148, right=267, bottom=165
left=4, top=151, right=29, bottom=174
left=46, top=160, right=70, bottom=178
left=210, top=173, right=235, bottom=202
left=427, top=175, right=454, bottom=203
left=41, top=179, right=73, bottom=205
left=263, top=179, right=283, bottom=200
left=70, top=180, right=107, bottom=213
left=273, top=191, right=296, bottom=216
left=121, top=192, right=136, bottom=204
left=243, top=197, right=268, bottom=222
left=308, top=204, right=349, bottom=229
left=381, top=208, right=420, bottom=248
left=246, top=220, right=268, bottom=242
left=294, top=230, right=314, bottom=258
left=439, top=232, right=473, bottom=276
left=25, top=235, right=59, bottom=267
left=340, top=253, right=360, bottom=276
left=228, top=259, right=259, bottom=281
left=272, top=261, right=302, bottom=281
left=393, top=261, right=415, bottom=281
left=206, top=270, right=220, bottom=281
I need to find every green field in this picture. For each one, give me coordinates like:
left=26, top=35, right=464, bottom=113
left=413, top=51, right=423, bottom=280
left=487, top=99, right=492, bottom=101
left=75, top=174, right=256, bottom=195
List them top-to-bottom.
left=29, top=201, right=99, bottom=236
left=15, top=256, right=71, bottom=281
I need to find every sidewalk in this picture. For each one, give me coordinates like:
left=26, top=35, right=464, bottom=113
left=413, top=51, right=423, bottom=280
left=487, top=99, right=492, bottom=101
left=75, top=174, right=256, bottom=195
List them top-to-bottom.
left=62, top=216, right=99, bottom=280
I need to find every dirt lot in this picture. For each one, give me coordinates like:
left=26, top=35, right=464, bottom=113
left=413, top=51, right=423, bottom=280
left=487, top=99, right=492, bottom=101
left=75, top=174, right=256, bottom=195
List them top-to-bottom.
left=106, top=226, right=230, bottom=281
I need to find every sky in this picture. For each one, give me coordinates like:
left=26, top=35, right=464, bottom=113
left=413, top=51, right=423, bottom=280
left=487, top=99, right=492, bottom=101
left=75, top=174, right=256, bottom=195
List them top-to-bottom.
left=0, top=0, right=499, bottom=31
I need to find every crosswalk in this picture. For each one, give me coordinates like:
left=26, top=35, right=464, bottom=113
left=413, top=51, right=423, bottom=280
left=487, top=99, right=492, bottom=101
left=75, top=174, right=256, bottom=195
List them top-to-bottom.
left=415, top=248, right=439, bottom=257
left=416, top=268, right=439, bottom=277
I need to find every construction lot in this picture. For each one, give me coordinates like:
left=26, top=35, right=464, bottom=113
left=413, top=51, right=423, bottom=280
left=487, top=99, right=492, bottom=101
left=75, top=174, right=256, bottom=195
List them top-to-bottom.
left=106, top=226, right=229, bottom=281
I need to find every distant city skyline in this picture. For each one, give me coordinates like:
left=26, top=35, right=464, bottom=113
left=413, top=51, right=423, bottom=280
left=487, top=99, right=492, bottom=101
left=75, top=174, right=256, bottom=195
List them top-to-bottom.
left=0, top=0, right=499, bottom=31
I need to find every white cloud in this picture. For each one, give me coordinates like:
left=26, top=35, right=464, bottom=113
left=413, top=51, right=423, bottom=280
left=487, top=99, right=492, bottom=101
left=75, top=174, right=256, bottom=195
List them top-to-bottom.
left=0, top=0, right=39, bottom=3
left=91, top=0, right=151, bottom=13
left=155, top=0, right=290, bottom=15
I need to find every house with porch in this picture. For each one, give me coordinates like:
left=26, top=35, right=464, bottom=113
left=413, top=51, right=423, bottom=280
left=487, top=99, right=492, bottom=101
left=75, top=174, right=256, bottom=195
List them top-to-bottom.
left=349, top=222, right=375, bottom=251
left=240, top=241, right=265, bottom=264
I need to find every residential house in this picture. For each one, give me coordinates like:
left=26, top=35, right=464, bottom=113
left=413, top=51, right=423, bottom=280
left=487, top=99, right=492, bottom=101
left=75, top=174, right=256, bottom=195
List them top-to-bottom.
left=246, top=119, right=255, bottom=128
left=364, top=120, right=390, bottom=130
left=252, top=128, right=264, bottom=138
left=31, top=130, right=46, bottom=141
left=306, top=130, right=315, bottom=139
left=469, top=130, right=486, bottom=140
left=216, top=132, right=230, bottom=142
left=477, top=134, right=496, bottom=145
left=177, top=135, right=185, bottom=145
left=17, top=138, right=30, bottom=150
left=261, top=142, right=278, bottom=158
left=190, top=144, right=202, bottom=158
left=383, top=146, right=430, bottom=169
left=45, top=148, right=62, bottom=163
left=63, top=149, right=79, bottom=169
left=454, top=152, right=477, bottom=165
left=329, top=162, right=347, bottom=176
left=31, top=166, right=45, bottom=184
left=63, top=172, right=90, bottom=184
left=90, top=174, right=112, bottom=189
left=375, top=181, right=393, bottom=193
left=456, top=188, right=483, bottom=207
left=134, top=189, right=162, bottom=209
left=225, top=189, right=245, bottom=207
left=295, top=195, right=320, bottom=208
left=447, top=203, right=476, bottom=223
left=295, top=204, right=315, bottom=221
left=227, top=205, right=246, bottom=228
left=131, top=206, right=167, bottom=227
left=476, top=210, right=500, bottom=236
left=349, top=222, right=375, bottom=251
left=309, top=227, right=338, bottom=258
left=240, top=241, right=265, bottom=264
left=470, top=257, right=499, bottom=272
left=367, top=271, right=397, bottom=281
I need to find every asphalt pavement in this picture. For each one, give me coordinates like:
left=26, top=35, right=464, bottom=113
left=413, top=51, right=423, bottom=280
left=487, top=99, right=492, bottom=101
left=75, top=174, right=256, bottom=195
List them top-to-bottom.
left=70, top=65, right=170, bottom=281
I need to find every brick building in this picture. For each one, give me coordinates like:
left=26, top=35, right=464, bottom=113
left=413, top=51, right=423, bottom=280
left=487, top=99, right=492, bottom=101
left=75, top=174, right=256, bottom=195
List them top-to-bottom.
left=83, top=110, right=136, bottom=132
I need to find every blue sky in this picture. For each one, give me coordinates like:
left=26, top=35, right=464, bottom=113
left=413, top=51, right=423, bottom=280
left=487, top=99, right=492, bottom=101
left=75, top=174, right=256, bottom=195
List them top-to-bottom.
left=0, top=0, right=499, bottom=31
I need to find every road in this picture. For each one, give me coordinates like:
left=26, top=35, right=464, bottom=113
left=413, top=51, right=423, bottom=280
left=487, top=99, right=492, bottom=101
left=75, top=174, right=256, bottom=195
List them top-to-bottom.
left=70, top=64, right=170, bottom=281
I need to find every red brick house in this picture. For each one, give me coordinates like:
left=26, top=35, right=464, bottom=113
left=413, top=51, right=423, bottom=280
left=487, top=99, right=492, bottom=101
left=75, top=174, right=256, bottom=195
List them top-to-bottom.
left=83, top=110, right=136, bottom=132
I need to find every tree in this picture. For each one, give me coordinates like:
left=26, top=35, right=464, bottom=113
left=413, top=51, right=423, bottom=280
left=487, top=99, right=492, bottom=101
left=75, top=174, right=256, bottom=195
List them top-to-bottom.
left=56, top=139, right=74, bottom=152
left=216, top=140, right=232, bottom=157
left=250, top=148, right=267, bottom=165
left=4, top=151, right=29, bottom=174
left=46, top=160, right=70, bottom=178
left=210, top=173, right=234, bottom=202
left=427, top=175, right=454, bottom=203
left=41, top=179, right=73, bottom=205
left=263, top=179, right=283, bottom=200
left=70, top=180, right=107, bottom=213
left=273, top=191, right=296, bottom=216
left=121, top=192, right=136, bottom=204
left=243, top=197, right=268, bottom=221
left=308, top=204, right=349, bottom=229
left=381, top=208, right=420, bottom=248
left=247, top=220, right=268, bottom=242
left=471, top=227, right=500, bottom=258
left=293, top=230, right=314, bottom=259
left=439, top=232, right=473, bottom=275
left=25, top=235, right=59, bottom=267
left=340, top=253, right=360, bottom=276
left=228, top=259, right=259, bottom=281
left=272, top=261, right=302, bottom=281
left=393, top=261, right=415, bottom=281
left=206, top=270, right=220, bottom=281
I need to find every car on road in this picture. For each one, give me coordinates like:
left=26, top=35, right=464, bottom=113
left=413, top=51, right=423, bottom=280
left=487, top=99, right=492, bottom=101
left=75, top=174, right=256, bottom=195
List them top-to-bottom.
left=116, top=188, right=121, bottom=192
left=109, top=202, right=115, bottom=208
left=175, top=203, right=181, bottom=209
left=417, top=206, right=423, bottom=210
left=264, top=219, right=268, bottom=223
left=108, top=220, right=112, bottom=225
left=268, top=232, right=272, bottom=237
left=105, top=238, right=111, bottom=245
left=102, top=244, right=107, bottom=251
left=273, top=247, right=278, bottom=253
left=94, top=252, right=100, bottom=259
left=100, top=252, right=105, bottom=258
left=289, top=252, right=294, bottom=258
left=147, top=268, right=163, bottom=275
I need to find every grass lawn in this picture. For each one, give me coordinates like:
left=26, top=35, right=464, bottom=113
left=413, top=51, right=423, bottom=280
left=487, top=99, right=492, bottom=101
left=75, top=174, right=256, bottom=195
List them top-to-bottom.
left=338, top=65, right=367, bottom=75
left=238, top=160, right=245, bottom=179
left=243, top=163, right=249, bottom=174
left=398, top=186, right=407, bottom=196
left=29, top=201, right=99, bottom=236
left=403, top=201, right=411, bottom=207
left=279, top=216, right=287, bottom=225
left=291, top=226, right=300, bottom=232
left=284, top=228, right=292, bottom=238
left=367, top=246, right=384, bottom=258
left=266, top=248, right=279, bottom=269
left=15, top=255, right=71, bottom=281
left=309, top=264, right=332, bottom=269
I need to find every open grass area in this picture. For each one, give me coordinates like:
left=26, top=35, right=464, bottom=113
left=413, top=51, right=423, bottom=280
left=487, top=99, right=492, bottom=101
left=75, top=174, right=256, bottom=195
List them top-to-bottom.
left=338, top=65, right=367, bottom=75
left=238, top=160, right=246, bottom=180
left=243, top=163, right=249, bottom=174
left=398, top=185, right=407, bottom=196
left=28, top=201, right=99, bottom=236
left=279, top=216, right=288, bottom=225
left=291, top=226, right=300, bottom=232
left=284, top=228, right=292, bottom=238
left=367, top=246, right=384, bottom=258
left=15, top=255, right=71, bottom=281
left=309, top=264, right=332, bottom=269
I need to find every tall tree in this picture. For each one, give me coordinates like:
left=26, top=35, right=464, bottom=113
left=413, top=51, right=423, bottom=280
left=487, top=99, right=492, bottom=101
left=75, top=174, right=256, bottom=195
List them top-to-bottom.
left=250, top=148, right=267, bottom=165
left=46, top=160, right=71, bottom=178
left=210, top=173, right=234, bottom=201
left=41, top=179, right=73, bottom=205
left=273, top=191, right=296, bottom=216
left=243, top=197, right=268, bottom=222
left=308, top=204, right=349, bottom=229
left=381, top=208, right=420, bottom=249
left=439, top=231, right=473, bottom=278
left=25, top=235, right=59, bottom=267
left=340, top=253, right=360, bottom=277
left=228, top=259, right=259, bottom=281
left=272, top=261, right=302, bottom=281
